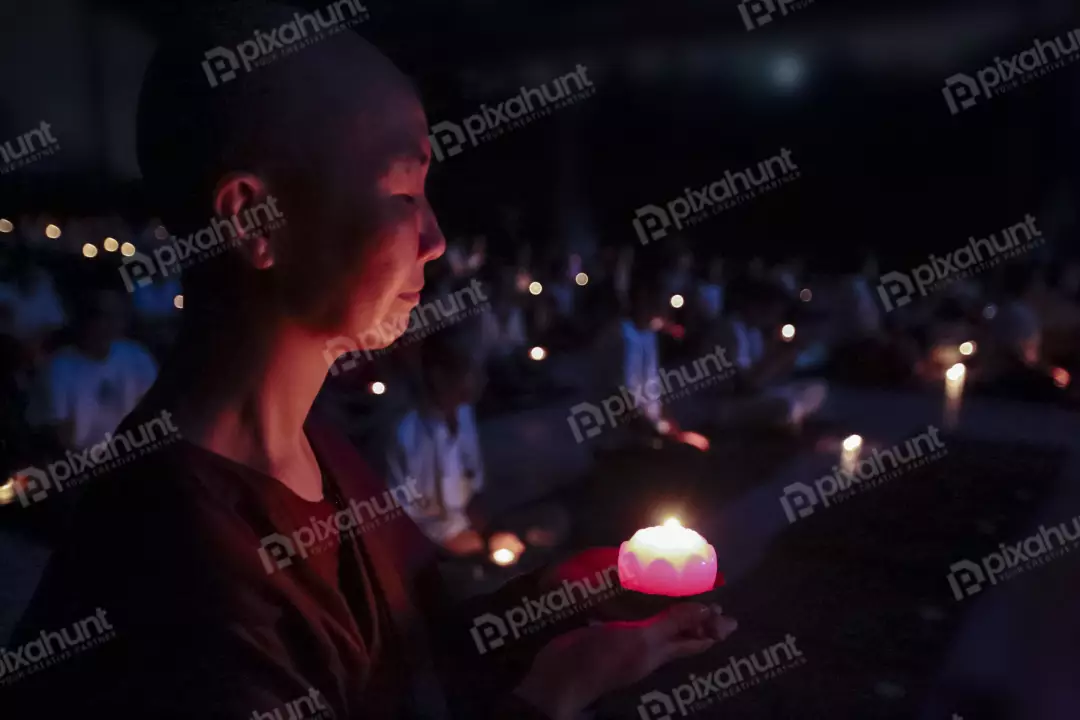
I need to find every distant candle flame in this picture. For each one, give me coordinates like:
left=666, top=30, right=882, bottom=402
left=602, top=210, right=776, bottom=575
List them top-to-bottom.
left=491, top=548, right=517, bottom=566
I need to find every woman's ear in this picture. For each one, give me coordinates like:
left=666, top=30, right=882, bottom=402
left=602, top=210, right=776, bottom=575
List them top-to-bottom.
left=213, top=173, right=276, bottom=270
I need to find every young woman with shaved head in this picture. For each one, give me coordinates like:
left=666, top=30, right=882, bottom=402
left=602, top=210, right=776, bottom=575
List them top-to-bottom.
left=10, top=6, right=736, bottom=718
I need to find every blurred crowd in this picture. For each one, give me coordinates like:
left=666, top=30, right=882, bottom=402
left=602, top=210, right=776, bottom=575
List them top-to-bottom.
left=3, top=211, right=1080, bottom=558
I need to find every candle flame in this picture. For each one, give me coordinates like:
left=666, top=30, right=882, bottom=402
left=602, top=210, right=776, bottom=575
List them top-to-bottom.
left=946, top=363, right=966, bottom=382
left=842, top=434, right=863, bottom=452
left=663, top=517, right=682, bottom=529
left=491, top=548, right=517, bottom=566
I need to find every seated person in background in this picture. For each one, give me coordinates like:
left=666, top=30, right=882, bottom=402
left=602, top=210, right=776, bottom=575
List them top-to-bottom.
left=0, top=241, right=67, bottom=367
left=695, top=254, right=726, bottom=322
left=595, top=262, right=709, bottom=451
left=479, top=264, right=532, bottom=394
left=714, top=276, right=827, bottom=429
left=27, top=287, right=157, bottom=451
left=385, top=320, right=566, bottom=558
left=386, top=321, right=488, bottom=556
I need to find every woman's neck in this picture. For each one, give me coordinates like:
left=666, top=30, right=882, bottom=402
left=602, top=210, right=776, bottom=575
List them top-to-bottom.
left=155, top=311, right=329, bottom=481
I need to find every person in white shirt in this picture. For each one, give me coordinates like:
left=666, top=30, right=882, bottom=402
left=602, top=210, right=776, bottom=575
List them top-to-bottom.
left=595, top=267, right=710, bottom=451
left=714, top=277, right=827, bottom=429
left=28, top=288, right=157, bottom=450
left=386, top=322, right=489, bottom=554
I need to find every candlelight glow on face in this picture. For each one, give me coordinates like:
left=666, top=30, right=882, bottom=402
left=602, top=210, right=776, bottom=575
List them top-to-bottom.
left=618, top=516, right=718, bottom=596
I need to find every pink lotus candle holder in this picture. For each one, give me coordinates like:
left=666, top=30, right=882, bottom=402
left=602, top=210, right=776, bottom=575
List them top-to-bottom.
left=618, top=518, right=718, bottom=597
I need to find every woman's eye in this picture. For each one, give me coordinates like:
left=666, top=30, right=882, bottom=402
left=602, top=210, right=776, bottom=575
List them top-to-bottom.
left=397, top=194, right=419, bottom=205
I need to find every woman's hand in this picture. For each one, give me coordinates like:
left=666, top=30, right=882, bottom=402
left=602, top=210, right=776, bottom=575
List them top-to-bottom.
left=514, top=603, right=737, bottom=720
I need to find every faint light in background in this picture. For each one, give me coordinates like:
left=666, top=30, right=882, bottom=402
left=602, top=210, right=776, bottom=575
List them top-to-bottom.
left=772, top=55, right=805, bottom=89
left=0, top=219, right=12, bottom=233
left=45, top=224, right=61, bottom=239
left=154, top=225, right=168, bottom=240
left=103, top=237, right=119, bottom=252
left=120, top=242, right=136, bottom=257
left=82, top=243, right=98, bottom=258
left=575, top=272, right=589, bottom=286
left=528, top=281, right=543, bottom=296
left=799, top=288, right=812, bottom=302
left=173, top=294, right=184, bottom=309
left=670, top=294, right=685, bottom=309
left=982, top=304, right=998, bottom=320
left=781, top=323, right=796, bottom=340
left=959, top=341, right=976, bottom=357
left=529, top=346, right=547, bottom=361
left=946, top=363, right=966, bottom=382
left=1052, top=367, right=1071, bottom=389
left=370, top=381, right=386, bottom=395
left=657, top=419, right=672, bottom=435
left=842, top=434, right=863, bottom=452
left=0, top=477, right=16, bottom=505
left=491, top=548, right=517, bottom=566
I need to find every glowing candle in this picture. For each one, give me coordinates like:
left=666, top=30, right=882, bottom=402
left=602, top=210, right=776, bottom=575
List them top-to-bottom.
left=781, top=324, right=796, bottom=341
left=945, top=362, right=965, bottom=429
left=841, top=434, right=862, bottom=474
left=0, top=477, right=16, bottom=506
left=618, top=518, right=717, bottom=596
left=489, top=532, right=525, bottom=566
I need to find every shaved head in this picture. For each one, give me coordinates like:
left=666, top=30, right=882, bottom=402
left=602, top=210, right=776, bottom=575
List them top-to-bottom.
left=137, top=3, right=444, bottom=343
